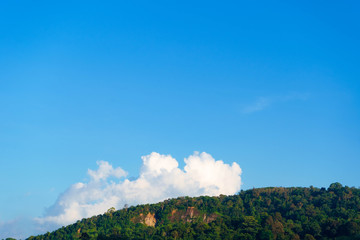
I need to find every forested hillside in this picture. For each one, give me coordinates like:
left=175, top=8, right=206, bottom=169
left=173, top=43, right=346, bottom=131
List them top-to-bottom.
left=26, top=183, right=360, bottom=240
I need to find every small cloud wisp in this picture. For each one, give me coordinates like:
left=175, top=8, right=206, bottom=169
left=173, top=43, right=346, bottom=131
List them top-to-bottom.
left=242, top=92, right=310, bottom=114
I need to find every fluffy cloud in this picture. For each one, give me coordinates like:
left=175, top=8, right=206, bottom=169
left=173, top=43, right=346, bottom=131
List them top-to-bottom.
left=35, top=152, right=242, bottom=231
left=88, top=160, right=127, bottom=181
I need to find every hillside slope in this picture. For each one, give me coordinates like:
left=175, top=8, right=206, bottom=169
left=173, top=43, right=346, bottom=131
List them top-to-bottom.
left=27, top=183, right=360, bottom=240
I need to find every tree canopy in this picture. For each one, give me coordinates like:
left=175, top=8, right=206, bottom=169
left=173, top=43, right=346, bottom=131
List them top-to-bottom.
left=24, top=183, right=360, bottom=240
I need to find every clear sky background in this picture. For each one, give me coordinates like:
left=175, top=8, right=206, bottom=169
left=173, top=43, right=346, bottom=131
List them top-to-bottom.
left=0, top=0, right=360, bottom=237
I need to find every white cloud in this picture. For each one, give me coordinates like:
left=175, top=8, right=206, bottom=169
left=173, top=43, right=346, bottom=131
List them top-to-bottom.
left=34, top=152, right=242, bottom=231
left=88, top=160, right=127, bottom=182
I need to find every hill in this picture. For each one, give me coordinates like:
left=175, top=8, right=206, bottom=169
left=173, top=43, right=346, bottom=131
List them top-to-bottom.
left=26, top=183, right=360, bottom=240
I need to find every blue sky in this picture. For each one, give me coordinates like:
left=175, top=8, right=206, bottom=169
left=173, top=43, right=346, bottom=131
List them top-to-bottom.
left=0, top=0, right=360, bottom=238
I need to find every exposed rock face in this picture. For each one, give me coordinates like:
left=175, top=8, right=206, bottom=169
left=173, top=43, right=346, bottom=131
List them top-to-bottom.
left=133, top=207, right=218, bottom=227
left=169, top=207, right=218, bottom=223
left=183, top=207, right=198, bottom=222
left=186, top=207, right=195, bottom=219
left=134, top=212, right=157, bottom=227
left=144, top=212, right=156, bottom=227
left=203, top=213, right=218, bottom=223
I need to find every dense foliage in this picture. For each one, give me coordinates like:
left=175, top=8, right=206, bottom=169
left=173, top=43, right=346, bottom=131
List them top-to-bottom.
left=25, top=183, right=360, bottom=240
